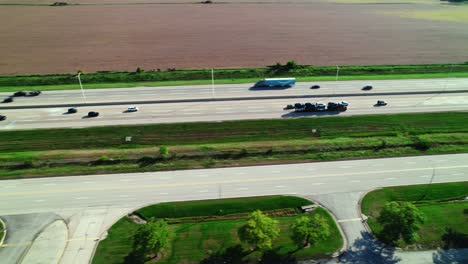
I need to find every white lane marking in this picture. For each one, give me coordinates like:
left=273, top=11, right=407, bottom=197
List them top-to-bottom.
left=170, top=92, right=186, bottom=95
left=247, top=106, right=265, bottom=109
left=217, top=108, right=234, bottom=110
left=247, top=110, right=267, bottom=113
left=215, top=111, right=235, bottom=114
left=182, top=112, right=202, bottom=115
left=407, top=161, right=416, bottom=164
left=340, top=166, right=351, bottom=169
left=307, top=168, right=316, bottom=171
left=272, top=170, right=281, bottom=173
left=235, top=172, right=245, bottom=175
left=451, top=173, right=464, bottom=176
left=196, top=175, right=208, bottom=178
left=419, top=175, right=430, bottom=178
left=159, top=176, right=172, bottom=180
left=385, top=178, right=397, bottom=180
left=119, top=179, right=132, bottom=182
left=350, top=180, right=361, bottom=183
left=83, top=181, right=94, bottom=184
left=42, top=183, right=57, bottom=186
left=312, top=183, right=325, bottom=185
left=3, top=185, right=16, bottom=189
left=275, top=185, right=286, bottom=188
left=237, top=187, right=249, bottom=190
left=199, top=190, right=209, bottom=193
left=159, top=192, right=169, bottom=195
left=119, top=195, right=130, bottom=198
left=75, top=197, right=88, bottom=200
left=34, top=200, right=45, bottom=202
left=338, top=218, right=361, bottom=223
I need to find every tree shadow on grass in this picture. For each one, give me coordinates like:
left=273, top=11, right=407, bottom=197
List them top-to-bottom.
left=338, top=231, right=400, bottom=264
left=200, top=245, right=248, bottom=264
left=258, top=247, right=297, bottom=264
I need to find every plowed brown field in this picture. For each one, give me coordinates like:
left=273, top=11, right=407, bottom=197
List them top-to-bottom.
left=1, top=1, right=467, bottom=74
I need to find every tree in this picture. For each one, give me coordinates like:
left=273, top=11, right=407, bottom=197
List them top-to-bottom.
left=377, top=201, right=425, bottom=245
left=238, top=210, right=280, bottom=251
left=291, top=214, right=330, bottom=248
left=130, top=220, right=171, bottom=262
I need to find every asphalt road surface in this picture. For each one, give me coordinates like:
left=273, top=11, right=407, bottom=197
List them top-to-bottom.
left=1, top=78, right=467, bottom=108
left=1, top=93, right=467, bottom=130
left=0, top=154, right=467, bottom=263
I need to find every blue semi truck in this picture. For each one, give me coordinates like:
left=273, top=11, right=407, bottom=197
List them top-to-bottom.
left=254, top=78, right=296, bottom=87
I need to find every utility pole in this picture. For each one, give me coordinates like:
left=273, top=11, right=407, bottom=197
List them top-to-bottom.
left=77, top=71, right=87, bottom=104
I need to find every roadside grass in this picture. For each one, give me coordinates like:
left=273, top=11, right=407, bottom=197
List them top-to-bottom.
left=1, top=63, right=468, bottom=92
left=0, top=112, right=467, bottom=153
left=0, top=112, right=466, bottom=179
left=1, top=143, right=466, bottom=180
left=361, top=182, right=468, bottom=249
left=93, top=196, right=342, bottom=264
left=136, top=196, right=312, bottom=220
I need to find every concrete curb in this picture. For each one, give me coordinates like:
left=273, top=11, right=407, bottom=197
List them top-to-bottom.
left=1, top=89, right=467, bottom=110
left=299, top=195, right=348, bottom=259
left=0, top=217, right=7, bottom=247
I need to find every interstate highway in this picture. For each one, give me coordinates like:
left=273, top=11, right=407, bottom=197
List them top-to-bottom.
left=1, top=78, right=468, bottom=108
left=0, top=93, right=467, bottom=130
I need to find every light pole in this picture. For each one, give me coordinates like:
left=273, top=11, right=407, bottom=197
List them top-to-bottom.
left=334, top=66, right=340, bottom=95
left=211, top=68, right=215, bottom=98
left=77, top=71, right=87, bottom=104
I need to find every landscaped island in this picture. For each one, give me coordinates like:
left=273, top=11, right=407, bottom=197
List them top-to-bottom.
left=93, top=196, right=343, bottom=264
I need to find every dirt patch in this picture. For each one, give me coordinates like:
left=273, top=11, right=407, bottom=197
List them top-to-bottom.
left=0, top=2, right=467, bottom=75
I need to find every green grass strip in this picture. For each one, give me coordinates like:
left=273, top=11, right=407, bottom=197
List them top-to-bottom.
left=136, top=195, right=311, bottom=220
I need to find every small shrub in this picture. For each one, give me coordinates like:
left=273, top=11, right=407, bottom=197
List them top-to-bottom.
left=159, top=146, right=169, bottom=159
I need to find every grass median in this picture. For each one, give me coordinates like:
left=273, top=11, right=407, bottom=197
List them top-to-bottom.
left=1, top=63, right=468, bottom=92
left=0, top=112, right=467, bottom=179
left=361, top=182, right=468, bottom=249
left=93, top=196, right=343, bottom=264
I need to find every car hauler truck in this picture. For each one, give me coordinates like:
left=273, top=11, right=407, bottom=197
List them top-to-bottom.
left=254, top=78, right=296, bottom=87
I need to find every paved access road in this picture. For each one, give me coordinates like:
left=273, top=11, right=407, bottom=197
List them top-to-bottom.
left=1, top=78, right=467, bottom=108
left=1, top=93, right=467, bottom=130
left=0, top=154, right=467, bottom=263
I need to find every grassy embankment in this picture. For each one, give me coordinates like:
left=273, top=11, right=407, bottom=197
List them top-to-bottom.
left=1, top=63, right=467, bottom=92
left=0, top=112, right=467, bottom=179
left=361, top=182, right=468, bottom=249
left=93, top=195, right=343, bottom=264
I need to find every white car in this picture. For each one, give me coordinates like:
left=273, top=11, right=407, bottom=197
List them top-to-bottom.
left=127, top=106, right=139, bottom=112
